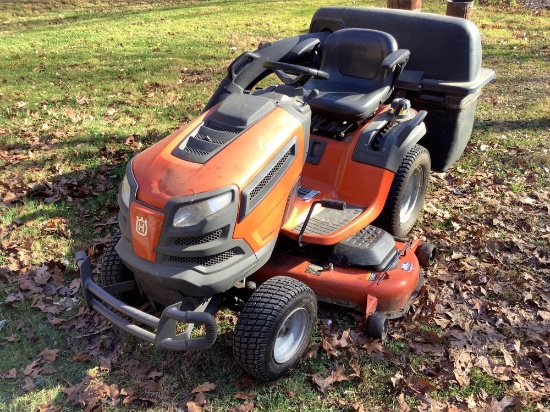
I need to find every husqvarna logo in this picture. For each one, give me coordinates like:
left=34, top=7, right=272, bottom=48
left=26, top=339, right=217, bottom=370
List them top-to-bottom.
left=355, top=43, right=367, bottom=55
left=135, top=216, right=148, bottom=237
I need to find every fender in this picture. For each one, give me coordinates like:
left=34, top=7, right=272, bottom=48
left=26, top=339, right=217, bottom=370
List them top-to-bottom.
left=204, top=32, right=331, bottom=111
left=352, top=110, right=427, bottom=172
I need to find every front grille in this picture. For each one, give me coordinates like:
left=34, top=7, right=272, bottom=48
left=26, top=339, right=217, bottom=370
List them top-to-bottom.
left=239, top=139, right=297, bottom=220
left=249, top=149, right=292, bottom=200
left=172, top=230, right=222, bottom=246
left=167, top=249, right=237, bottom=267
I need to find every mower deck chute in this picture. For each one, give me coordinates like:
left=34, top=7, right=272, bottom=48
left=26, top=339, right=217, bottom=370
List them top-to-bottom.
left=78, top=7, right=494, bottom=381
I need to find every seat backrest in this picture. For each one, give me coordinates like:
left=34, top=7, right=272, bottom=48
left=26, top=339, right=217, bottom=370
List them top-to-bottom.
left=319, top=28, right=398, bottom=92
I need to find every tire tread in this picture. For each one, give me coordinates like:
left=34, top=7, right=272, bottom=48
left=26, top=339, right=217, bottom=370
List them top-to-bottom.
left=233, top=276, right=316, bottom=381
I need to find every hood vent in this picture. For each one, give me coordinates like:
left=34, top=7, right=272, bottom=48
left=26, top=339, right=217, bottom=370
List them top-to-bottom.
left=172, top=94, right=275, bottom=164
left=173, top=121, right=242, bottom=163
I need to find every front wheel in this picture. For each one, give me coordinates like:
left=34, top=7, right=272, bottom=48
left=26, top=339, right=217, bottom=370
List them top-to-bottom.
left=375, top=144, right=431, bottom=238
left=100, top=231, right=142, bottom=303
left=232, top=276, right=317, bottom=381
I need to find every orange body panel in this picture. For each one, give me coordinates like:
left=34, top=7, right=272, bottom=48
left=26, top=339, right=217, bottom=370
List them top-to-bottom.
left=131, top=106, right=306, bottom=253
left=133, top=107, right=303, bottom=211
left=281, top=112, right=395, bottom=245
left=130, top=203, right=165, bottom=262
left=251, top=240, right=422, bottom=315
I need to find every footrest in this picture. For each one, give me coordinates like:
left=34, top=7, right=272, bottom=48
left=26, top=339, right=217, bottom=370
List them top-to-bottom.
left=292, top=205, right=364, bottom=236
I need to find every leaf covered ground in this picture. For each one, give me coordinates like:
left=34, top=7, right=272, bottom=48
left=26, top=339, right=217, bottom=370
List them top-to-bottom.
left=0, top=0, right=549, bottom=411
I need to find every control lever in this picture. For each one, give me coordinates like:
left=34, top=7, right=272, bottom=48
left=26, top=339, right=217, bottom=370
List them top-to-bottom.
left=304, top=89, right=320, bottom=106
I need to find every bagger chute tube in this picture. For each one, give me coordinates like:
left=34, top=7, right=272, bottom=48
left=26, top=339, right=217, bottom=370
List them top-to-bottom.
left=77, top=7, right=494, bottom=381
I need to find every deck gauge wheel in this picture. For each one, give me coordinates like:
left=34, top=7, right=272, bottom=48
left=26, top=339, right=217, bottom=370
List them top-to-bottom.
left=415, top=242, right=437, bottom=268
left=365, top=312, right=388, bottom=342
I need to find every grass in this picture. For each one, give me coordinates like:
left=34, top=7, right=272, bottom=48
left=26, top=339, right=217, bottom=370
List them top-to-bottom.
left=1, top=0, right=549, bottom=411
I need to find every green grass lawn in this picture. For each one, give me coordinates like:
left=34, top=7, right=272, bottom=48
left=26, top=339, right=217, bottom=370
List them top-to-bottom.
left=1, top=0, right=549, bottom=411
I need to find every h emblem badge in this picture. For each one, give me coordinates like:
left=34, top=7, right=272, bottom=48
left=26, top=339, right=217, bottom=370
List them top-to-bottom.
left=135, top=216, right=148, bottom=237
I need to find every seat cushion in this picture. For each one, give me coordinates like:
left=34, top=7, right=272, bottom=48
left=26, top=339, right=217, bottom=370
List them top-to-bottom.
left=304, top=28, right=398, bottom=120
left=306, top=81, right=390, bottom=120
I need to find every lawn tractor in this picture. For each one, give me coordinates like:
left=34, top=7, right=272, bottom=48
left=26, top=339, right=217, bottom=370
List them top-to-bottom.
left=77, top=7, right=494, bottom=381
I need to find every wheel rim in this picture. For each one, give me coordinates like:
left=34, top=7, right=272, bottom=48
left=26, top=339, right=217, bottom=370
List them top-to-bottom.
left=400, top=166, right=424, bottom=224
left=273, top=307, right=309, bottom=364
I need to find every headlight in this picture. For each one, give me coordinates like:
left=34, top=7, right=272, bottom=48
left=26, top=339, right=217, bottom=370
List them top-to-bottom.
left=121, top=175, right=131, bottom=208
left=173, top=192, right=232, bottom=227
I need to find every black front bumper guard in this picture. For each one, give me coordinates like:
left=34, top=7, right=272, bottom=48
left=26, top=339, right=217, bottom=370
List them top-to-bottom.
left=76, top=252, right=217, bottom=351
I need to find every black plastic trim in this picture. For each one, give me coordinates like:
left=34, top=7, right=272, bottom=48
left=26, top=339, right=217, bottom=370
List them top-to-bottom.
left=172, top=95, right=277, bottom=164
left=352, top=110, right=426, bottom=172
left=305, top=138, right=327, bottom=165
left=117, top=159, right=138, bottom=246
left=156, top=185, right=240, bottom=260
left=116, top=235, right=277, bottom=297
left=76, top=252, right=218, bottom=351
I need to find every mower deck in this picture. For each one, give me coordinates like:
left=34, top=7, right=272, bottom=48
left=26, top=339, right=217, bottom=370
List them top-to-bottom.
left=251, top=239, right=424, bottom=320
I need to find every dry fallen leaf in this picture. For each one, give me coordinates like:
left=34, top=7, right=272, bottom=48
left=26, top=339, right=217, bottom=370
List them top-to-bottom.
left=39, top=348, right=60, bottom=362
left=23, top=359, right=42, bottom=378
left=311, top=365, right=349, bottom=393
left=2, top=368, right=17, bottom=379
left=139, top=380, right=160, bottom=392
left=192, top=382, right=217, bottom=393
left=234, top=392, right=256, bottom=400
left=187, top=401, right=203, bottom=412
left=229, top=402, right=255, bottom=412
left=38, top=404, right=62, bottom=412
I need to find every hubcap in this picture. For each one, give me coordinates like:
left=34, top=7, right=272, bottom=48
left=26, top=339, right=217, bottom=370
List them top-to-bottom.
left=400, top=166, right=424, bottom=224
left=273, top=308, right=309, bottom=364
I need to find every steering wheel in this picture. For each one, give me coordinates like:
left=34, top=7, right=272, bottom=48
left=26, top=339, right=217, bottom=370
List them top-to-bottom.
left=262, top=61, right=329, bottom=86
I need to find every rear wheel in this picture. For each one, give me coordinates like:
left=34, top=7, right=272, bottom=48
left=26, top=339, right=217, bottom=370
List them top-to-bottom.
left=375, top=145, right=430, bottom=238
left=233, top=276, right=317, bottom=381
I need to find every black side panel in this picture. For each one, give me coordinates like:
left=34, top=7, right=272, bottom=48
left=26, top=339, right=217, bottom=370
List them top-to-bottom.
left=415, top=92, right=479, bottom=171
left=352, top=110, right=426, bottom=172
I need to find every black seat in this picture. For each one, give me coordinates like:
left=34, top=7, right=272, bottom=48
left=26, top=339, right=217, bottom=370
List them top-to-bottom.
left=305, top=28, right=410, bottom=121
